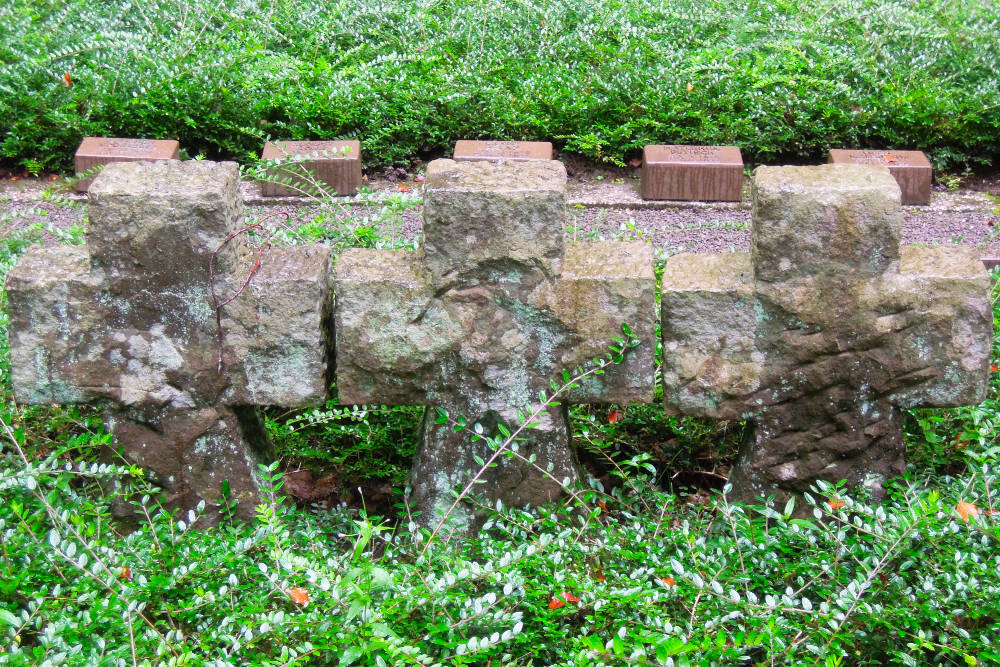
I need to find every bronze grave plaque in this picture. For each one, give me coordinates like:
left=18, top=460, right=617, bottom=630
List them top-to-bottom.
left=74, top=137, right=180, bottom=192
left=261, top=140, right=362, bottom=196
left=454, top=140, right=553, bottom=162
left=641, top=145, right=744, bottom=201
left=828, top=149, right=932, bottom=205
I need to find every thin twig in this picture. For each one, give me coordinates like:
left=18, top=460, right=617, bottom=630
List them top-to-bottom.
left=208, top=214, right=286, bottom=373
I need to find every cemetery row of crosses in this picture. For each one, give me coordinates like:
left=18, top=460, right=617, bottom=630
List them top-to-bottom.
left=6, top=144, right=992, bottom=532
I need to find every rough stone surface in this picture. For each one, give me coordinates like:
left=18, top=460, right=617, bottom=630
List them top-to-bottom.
left=336, top=159, right=656, bottom=532
left=7, top=160, right=332, bottom=522
left=661, top=164, right=991, bottom=507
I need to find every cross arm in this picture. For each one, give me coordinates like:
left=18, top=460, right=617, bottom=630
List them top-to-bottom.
left=556, top=241, right=656, bottom=403
left=6, top=245, right=112, bottom=405
left=219, top=245, right=334, bottom=407
left=879, top=246, right=992, bottom=408
left=334, top=248, right=462, bottom=405
left=660, top=252, right=762, bottom=419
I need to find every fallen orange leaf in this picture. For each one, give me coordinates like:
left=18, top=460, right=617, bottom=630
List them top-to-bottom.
left=884, top=154, right=896, bottom=163
left=397, top=184, right=410, bottom=192
left=991, top=364, right=998, bottom=372
left=827, top=497, right=846, bottom=510
left=957, top=501, right=979, bottom=522
left=661, top=576, right=676, bottom=586
left=287, top=586, right=310, bottom=606
left=562, top=592, right=581, bottom=603
left=548, top=596, right=566, bottom=610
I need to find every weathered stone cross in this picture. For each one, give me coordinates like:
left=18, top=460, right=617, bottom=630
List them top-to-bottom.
left=335, top=159, right=655, bottom=530
left=7, top=160, right=332, bottom=521
left=661, top=164, right=992, bottom=507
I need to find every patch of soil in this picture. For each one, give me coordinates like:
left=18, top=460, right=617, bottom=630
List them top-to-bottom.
left=948, top=171, right=1000, bottom=198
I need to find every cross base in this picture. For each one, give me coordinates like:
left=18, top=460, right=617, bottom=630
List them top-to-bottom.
left=408, top=404, right=578, bottom=534
left=104, top=405, right=272, bottom=524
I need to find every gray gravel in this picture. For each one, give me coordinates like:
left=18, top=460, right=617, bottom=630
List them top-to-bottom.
left=3, top=176, right=998, bottom=258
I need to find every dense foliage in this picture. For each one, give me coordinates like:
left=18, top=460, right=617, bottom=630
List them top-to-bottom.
left=1, top=0, right=999, bottom=173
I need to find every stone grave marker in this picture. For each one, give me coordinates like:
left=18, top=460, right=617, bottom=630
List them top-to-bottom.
left=74, top=137, right=180, bottom=192
left=261, top=140, right=362, bottom=196
left=454, top=140, right=553, bottom=162
left=641, top=145, right=744, bottom=202
left=829, top=149, right=932, bottom=205
left=336, top=158, right=655, bottom=532
left=7, top=160, right=332, bottom=522
left=661, top=164, right=991, bottom=507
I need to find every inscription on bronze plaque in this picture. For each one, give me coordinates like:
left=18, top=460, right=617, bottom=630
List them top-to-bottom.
left=74, top=137, right=180, bottom=192
left=260, top=140, right=362, bottom=196
left=453, top=140, right=552, bottom=162
left=641, top=145, right=743, bottom=201
left=828, top=149, right=931, bottom=205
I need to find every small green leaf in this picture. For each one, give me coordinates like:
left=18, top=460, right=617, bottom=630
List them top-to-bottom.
left=0, top=609, right=18, bottom=628
left=339, top=646, right=364, bottom=666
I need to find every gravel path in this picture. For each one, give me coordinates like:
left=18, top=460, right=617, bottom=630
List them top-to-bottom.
left=3, top=175, right=998, bottom=258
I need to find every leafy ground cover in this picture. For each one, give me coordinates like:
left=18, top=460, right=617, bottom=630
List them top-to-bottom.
left=2, top=0, right=999, bottom=174
left=1, top=189, right=999, bottom=665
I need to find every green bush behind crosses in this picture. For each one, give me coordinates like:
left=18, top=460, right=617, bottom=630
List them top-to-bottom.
left=1, top=0, right=999, bottom=172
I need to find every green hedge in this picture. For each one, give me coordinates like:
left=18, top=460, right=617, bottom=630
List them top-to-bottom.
left=1, top=0, right=999, bottom=172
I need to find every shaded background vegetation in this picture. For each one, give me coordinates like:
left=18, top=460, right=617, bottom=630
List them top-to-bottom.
left=1, top=0, right=999, bottom=173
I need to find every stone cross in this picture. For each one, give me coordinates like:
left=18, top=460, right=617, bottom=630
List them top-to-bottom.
left=335, top=159, right=655, bottom=531
left=7, top=161, right=332, bottom=522
left=661, top=164, right=992, bottom=507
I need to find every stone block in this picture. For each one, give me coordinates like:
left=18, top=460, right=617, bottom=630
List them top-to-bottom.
left=74, top=137, right=179, bottom=192
left=260, top=140, right=362, bottom=196
left=454, top=140, right=552, bottom=162
left=641, top=145, right=743, bottom=201
left=829, top=149, right=932, bottom=205
left=8, top=159, right=335, bottom=522
left=335, top=159, right=656, bottom=532
left=422, top=159, right=567, bottom=283
left=87, top=160, right=244, bottom=297
left=662, top=164, right=991, bottom=510
left=751, top=164, right=902, bottom=283
left=557, top=241, right=656, bottom=404
left=6, top=245, right=107, bottom=405
left=221, top=245, right=334, bottom=407
left=883, top=246, right=992, bottom=408
left=335, top=249, right=455, bottom=406
left=660, top=252, right=759, bottom=418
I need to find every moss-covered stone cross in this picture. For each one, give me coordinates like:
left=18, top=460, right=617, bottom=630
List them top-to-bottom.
left=335, top=159, right=655, bottom=531
left=7, top=161, right=332, bottom=521
left=661, top=164, right=992, bottom=508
